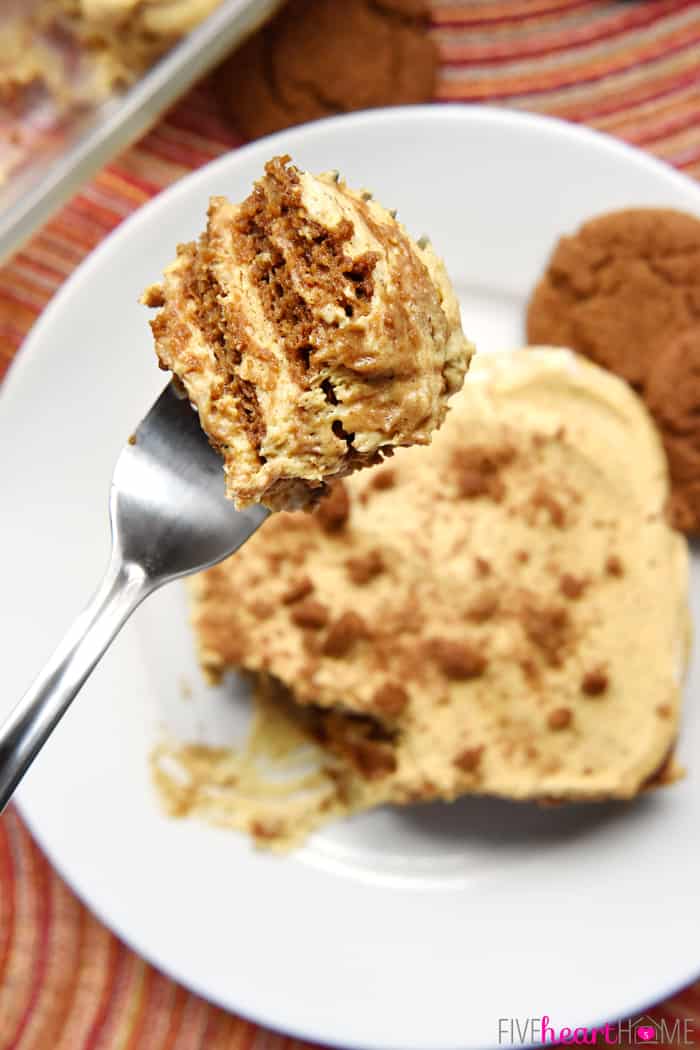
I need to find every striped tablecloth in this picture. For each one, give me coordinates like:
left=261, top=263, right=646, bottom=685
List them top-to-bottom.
left=2, top=3, right=700, bottom=1047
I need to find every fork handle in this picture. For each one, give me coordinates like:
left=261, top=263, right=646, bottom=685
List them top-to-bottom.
left=0, top=556, right=152, bottom=812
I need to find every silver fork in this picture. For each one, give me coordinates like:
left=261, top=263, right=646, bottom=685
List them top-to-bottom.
left=0, top=383, right=268, bottom=811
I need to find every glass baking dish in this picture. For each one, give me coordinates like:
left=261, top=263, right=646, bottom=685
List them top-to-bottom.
left=0, top=0, right=282, bottom=264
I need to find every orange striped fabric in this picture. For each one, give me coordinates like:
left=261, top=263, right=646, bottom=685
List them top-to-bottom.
left=2, top=3, right=700, bottom=1046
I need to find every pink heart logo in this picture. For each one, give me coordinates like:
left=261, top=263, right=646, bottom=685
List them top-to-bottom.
left=636, top=1027, right=655, bottom=1042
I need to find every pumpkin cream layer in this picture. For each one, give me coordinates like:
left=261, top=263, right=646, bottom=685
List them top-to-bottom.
left=143, top=156, right=472, bottom=509
left=189, top=349, right=689, bottom=809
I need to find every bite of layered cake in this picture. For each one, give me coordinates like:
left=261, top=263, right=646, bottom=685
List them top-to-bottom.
left=143, top=155, right=473, bottom=509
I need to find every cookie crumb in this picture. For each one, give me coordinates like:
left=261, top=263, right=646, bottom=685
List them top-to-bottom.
left=142, top=284, right=165, bottom=308
left=453, top=445, right=514, bottom=502
left=371, top=469, right=396, bottom=491
left=316, top=482, right=350, bottom=532
left=531, top=485, right=567, bottom=527
left=346, top=549, right=384, bottom=585
left=605, top=554, right=624, bottom=577
left=474, top=556, right=492, bottom=577
left=560, top=573, right=587, bottom=600
left=282, top=576, right=314, bottom=604
left=466, top=591, right=499, bottom=623
left=249, top=599, right=274, bottom=620
left=291, top=599, right=329, bottom=629
left=520, top=600, right=571, bottom=667
left=322, top=611, right=368, bottom=657
left=429, top=638, right=487, bottom=679
left=520, top=657, right=539, bottom=683
left=581, top=667, right=609, bottom=696
left=372, top=682, right=409, bottom=715
left=547, top=707, right=572, bottom=731
left=353, top=743, right=398, bottom=780
left=453, top=746, right=484, bottom=773
left=250, top=819, right=283, bottom=840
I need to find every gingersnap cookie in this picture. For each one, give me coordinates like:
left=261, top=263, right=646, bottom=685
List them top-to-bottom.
left=214, top=0, right=437, bottom=140
left=526, top=208, right=700, bottom=531
left=526, top=209, right=700, bottom=391
left=646, top=326, right=700, bottom=533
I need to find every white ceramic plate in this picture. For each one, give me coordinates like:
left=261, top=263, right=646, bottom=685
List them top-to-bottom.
left=2, top=107, right=699, bottom=1050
